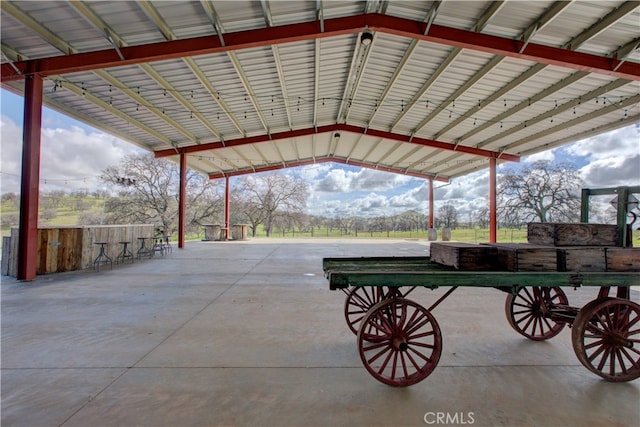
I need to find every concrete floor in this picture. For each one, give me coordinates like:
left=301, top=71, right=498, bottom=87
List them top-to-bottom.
left=1, top=238, right=638, bottom=427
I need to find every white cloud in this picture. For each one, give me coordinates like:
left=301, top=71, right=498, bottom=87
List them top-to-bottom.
left=0, top=115, right=144, bottom=194
left=565, top=124, right=639, bottom=161
left=523, top=149, right=555, bottom=163
left=580, top=154, right=640, bottom=187
left=297, top=163, right=332, bottom=181
left=315, top=166, right=412, bottom=193
left=315, top=168, right=353, bottom=192
left=435, top=170, right=490, bottom=201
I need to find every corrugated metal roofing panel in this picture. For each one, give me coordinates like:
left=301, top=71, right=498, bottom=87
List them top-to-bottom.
left=2, top=0, right=638, bottom=184
left=212, top=0, right=266, bottom=32
left=268, top=0, right=317, bottom=26
left=322, top=0, right=367, bottom=19
left=384, top=0, right=433, bottom=22
left=85, top=1, right=166, bottom=45
left=149, top=1, right=214, bottom=39
left=436, top=1, right=499, bottom=29
left=482, top=1, right=554, bottom=39
left=529, top=1, right=628, bottom=51
left=579, top=7, right=640, bottom=60
left=0, top=9, right=66, bottom=59
left=316, top=36, right=354, bottom=125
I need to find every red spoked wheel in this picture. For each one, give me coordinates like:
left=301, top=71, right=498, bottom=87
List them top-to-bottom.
left=344, top=286, right=401, bottom=336
left=505, top=286, right=569, bottom=341
left=572, top=297, right=640, bottom=382
left=357, top=298, right=442, bottom=387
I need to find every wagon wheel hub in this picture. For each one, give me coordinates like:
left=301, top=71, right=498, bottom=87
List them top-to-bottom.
left=607, top=332, right=632, bottom=348
left=393, top=335, right=409, bottom=352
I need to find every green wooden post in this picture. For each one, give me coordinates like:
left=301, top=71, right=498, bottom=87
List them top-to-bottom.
left=616, top=186, right=629, bottom=247
left=580, top=188, right=590, bottom=223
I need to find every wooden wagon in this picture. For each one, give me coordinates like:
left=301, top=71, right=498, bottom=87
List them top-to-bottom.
left=322, top=255, right=639, bottom=387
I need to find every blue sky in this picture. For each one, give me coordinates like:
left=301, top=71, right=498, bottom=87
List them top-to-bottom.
left=1, top=88, right=639, bottom=219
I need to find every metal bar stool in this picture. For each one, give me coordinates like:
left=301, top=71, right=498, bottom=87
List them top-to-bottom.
left=163, top=235, right=172, bottom=254
left=152, top=236, right=165, bottom=256
left=136, top=237, right=153, bottom=259
left=116, top=241, right=134, bottom=264
left=93, top=242, right=113, bottom=271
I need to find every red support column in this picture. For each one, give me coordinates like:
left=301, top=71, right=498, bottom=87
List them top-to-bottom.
left=17, top=74, right=44, bottom=281
left=178, top=152, right=186, bottom=248
left=489, top=157, right=497, bottom=243
left=224, top=176, right=230, bottom=240
left=428, top=178, right=434, bottom=229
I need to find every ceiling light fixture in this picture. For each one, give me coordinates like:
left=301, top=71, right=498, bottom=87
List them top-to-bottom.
left=360, top=30, right=373, bottom=46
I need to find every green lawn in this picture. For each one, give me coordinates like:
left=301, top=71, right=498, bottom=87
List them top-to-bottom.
left=238, top=227, right=529, bottom=243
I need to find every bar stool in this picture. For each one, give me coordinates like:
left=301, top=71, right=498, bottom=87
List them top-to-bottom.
left=163, top=235, right=172, bottom=254
left=152, top=236, right=165, bottom=256
left=136, top=237, right=153, bottom=259
left=116, top=241, right=134, bottom=264
left=93, top=242, right=113, bottom=271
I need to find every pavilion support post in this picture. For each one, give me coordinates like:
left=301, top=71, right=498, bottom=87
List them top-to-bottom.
left=17, top=73, right=44, bottom=281
left=178, top=152, right=186, bottom=249
left=489, top=157, right=497, bottom=243
left=224, top=176, right=230, bottom=240
left=428, top=177, right=434, bottom=229
left=426, top=178, right=438, bottom=241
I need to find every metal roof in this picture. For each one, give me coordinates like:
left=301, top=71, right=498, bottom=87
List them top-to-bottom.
left=2, top=1, right=639, bottom=183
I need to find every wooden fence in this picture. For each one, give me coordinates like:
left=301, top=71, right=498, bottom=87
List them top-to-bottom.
left=2, top=224, right=154, bottom=276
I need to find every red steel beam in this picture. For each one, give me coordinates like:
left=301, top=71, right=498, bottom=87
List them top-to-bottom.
left=3, top=14, right=639, bottom=83
left=17, top=73, right=43, bottom=281
left=156, top=124, right=519, bottom=162
left=342, top=125, right=520, bottom=162
left=178, top=152, right=186, bottom=248
left=207, top=156, right=450, bottom=183
left=334, top=158, right=449, bottom=182
left=489, top=158, right=497, bottom=243
left=224, top=176, right=230, bottom=240
left=428, top=178, right=434, bottom=229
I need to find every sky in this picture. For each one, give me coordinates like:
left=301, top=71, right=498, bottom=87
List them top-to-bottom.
left=1, top=88, right=639, bottom=220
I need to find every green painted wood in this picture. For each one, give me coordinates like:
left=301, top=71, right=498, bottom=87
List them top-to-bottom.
left=323, top=257, right=640, bottom=290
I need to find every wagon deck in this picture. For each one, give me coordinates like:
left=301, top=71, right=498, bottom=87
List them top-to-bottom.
left=323, top=256, right=640, bottom=290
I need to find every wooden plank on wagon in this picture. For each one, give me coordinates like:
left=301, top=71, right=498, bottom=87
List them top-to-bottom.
left=527, top=222, right=619, bottom=246
left=430, top=242, right=498, bottom=270
left=484, top=243, right=558, bottom=272
left=557, top=247, right=607, bottom=272
left=606, top=247, right=640, bottom=272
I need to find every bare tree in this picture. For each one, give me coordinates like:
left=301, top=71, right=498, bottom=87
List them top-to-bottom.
left=100, top=153, right=222, bottom=233
left=498, top=160, right=583, bottom=223
left=233, top=173, right=309, bottom=237
left=437, top=204, right=458, bottom=228
left=474, top=206, right=489, bottom=228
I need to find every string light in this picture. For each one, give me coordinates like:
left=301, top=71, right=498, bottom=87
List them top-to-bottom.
left=47, top=78, right=637, bottom=128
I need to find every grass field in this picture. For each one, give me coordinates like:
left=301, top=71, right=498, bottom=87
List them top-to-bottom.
left=2, top=195, right=637, bottom=248
left=247, top=227, right=528, bottom=243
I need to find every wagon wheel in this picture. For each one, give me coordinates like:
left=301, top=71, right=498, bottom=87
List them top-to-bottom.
left=344, top=286, right=401, bottom=336
left=505, top=286, right=569, bottom=341
left=572, top=297, right=640, bottom=382
left=357, top=298, right=442, bottom=387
